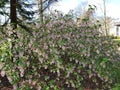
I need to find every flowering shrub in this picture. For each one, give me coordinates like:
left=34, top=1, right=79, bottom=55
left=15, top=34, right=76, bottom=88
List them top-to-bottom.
left=0, top=9, right=120, bottom=90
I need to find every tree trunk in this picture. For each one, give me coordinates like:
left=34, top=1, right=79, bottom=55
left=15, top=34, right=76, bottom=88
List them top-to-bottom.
left=10, top=0, right=17, bottom=29
left=40, top=0, right=43, bottom=24
left=103, top=0, right=108, bottom=36
left=10, top=1, right=18, bottom=89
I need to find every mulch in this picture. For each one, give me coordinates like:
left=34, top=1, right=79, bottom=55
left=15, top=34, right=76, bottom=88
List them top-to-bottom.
left=0, top=75, right=13, bottom=90
left=0, top=86, right=12, bottom=90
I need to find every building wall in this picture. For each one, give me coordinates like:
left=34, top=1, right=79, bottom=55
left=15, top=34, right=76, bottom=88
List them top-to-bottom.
left=109, top=26, right=120, bottom=36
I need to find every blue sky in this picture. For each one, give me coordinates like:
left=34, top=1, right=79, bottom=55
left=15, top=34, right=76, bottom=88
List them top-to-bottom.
left=55, top=0, right=120, bottom=19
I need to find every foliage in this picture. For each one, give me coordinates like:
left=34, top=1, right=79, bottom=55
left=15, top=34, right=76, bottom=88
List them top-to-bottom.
left=0, top=0, right=36, bottom=26
left=0, top=0, right=8, bottom=8
left=17, top=0, right=36, bottom=21
left=40, top=0, right=59, bottom=11
left=0, top=7, right=120, bottom=90
left=112, top=84, right=120, bottom=90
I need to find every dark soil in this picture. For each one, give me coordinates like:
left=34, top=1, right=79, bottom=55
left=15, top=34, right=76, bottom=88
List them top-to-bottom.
left=0, top=75, right=13, bottom=90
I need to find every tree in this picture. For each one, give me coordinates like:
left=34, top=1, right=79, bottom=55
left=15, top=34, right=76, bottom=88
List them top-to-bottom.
left=0, top=0, right=36, bottom=27
left=0, top=0, right=9, bottom=25
left=10, top=0, right=17, bottom=29
left=16, top=0, right=36, bottom=32
left=17, top=0, right=36, bottom=22
left=38, top=0, right=58, bottom=24
left=39, top=0, right=43, bottom=24
left=103, top=0, right=108, bottom=36
left=77, top=5, right=97, bottom=27
left=98, top=16, right=114, bottom=35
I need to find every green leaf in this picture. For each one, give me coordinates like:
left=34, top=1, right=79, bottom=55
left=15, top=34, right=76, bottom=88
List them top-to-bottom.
left=45, top=75, right=50, bottom=81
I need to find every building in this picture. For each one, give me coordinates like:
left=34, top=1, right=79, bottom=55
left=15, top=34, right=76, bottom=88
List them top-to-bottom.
left=109, top=22, right=120, bottom=37
left=115, top=22, right=120, bottom=36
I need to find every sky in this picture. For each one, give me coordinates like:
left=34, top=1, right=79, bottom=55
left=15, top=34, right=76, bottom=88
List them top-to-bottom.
left=1, top=0, right=120, bottom=24
left=55, top=0, right=120, bottom=19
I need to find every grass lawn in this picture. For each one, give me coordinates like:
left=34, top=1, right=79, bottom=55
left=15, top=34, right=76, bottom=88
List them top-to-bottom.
left=113, top=39, right=120, bottom=46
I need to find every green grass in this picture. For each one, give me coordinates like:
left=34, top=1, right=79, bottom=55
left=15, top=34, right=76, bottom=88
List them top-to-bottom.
left=113, top=39, right=120, bottom=46
left=113, top=39, right=120, bottom=41
left=112, top=84, right=120, bottom=90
